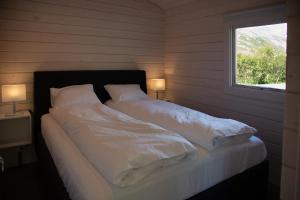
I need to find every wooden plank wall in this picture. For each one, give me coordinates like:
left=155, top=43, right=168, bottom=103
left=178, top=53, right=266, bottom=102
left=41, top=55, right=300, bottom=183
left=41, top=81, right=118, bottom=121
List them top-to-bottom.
left=0, top=0, right=164, bottom=114
left=0, top=0, right=293, bottom=187
left=164, top=0, right=285, bottom=185
left=281, top=0, right=300, bottom=199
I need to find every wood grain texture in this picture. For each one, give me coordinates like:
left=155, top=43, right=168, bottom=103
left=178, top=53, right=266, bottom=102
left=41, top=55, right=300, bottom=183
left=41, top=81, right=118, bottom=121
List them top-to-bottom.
left=0, top=0, right=164, bottom=113
left=149, top=0, right=196, bottom=10
left=164, top=0, right=286, bottom=185
left=281, top=0, right=300, bottom=199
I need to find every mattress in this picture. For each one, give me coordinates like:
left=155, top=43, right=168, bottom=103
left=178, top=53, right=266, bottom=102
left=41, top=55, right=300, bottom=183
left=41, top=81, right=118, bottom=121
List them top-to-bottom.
left=41, top=114, right=267, bottom=200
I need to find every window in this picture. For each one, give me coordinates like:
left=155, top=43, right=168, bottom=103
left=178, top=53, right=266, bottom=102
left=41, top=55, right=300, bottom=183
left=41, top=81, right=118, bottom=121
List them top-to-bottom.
left=224, top=4, right=287, bottom=102
left=233, top=23, right=287, bottom=90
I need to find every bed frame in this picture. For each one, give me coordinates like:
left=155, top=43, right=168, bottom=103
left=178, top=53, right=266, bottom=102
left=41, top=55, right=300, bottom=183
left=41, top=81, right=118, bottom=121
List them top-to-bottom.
left=34, top=70, right=269, bottom=200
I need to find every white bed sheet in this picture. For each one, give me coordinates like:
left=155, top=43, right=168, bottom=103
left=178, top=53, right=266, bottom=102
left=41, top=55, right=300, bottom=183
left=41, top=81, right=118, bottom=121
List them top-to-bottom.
left=41, top=114, right=267, bottom=200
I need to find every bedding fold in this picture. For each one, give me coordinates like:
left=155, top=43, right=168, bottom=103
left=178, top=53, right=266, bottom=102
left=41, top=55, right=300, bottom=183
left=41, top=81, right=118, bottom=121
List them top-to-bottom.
left=106, top=99, right=257, bottom=151
left=49, top=104, right=196, bottom=187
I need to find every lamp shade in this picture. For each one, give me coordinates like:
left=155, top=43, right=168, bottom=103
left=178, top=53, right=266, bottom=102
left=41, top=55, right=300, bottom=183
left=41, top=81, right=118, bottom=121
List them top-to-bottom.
left=150, top=79, right=165, bottom=91
left=1, top=84, right=26, bottom=103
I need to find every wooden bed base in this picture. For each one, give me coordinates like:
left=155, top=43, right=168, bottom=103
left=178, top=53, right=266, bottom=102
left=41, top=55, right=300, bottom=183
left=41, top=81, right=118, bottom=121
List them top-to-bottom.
left=34, top=70, right=269, bottom=200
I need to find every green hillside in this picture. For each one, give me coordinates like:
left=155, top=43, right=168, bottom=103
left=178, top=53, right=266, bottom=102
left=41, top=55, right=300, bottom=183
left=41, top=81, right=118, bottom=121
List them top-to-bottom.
left=235, top=24, right=286, bottom=86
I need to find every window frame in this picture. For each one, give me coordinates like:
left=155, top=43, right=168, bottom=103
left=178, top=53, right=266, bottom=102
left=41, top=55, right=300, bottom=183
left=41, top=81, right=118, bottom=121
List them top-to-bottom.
left=224, top=4, right=287, bottom=103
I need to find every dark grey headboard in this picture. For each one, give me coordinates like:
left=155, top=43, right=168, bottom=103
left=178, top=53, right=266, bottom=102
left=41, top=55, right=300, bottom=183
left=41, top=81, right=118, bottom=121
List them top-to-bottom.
left=33, top=70, right=147, bottom=141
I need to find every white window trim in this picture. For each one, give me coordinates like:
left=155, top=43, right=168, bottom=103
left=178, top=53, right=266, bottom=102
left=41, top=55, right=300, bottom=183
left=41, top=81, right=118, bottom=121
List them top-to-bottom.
left=224, top=4, right=287, bottom=103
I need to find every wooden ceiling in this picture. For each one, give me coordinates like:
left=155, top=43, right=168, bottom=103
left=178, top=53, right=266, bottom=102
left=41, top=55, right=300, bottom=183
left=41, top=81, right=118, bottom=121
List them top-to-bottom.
left=149, top=0, right=196, bottom=10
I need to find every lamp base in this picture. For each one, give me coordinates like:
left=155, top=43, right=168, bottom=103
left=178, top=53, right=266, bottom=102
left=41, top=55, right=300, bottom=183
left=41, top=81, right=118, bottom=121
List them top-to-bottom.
left=13, top=101, right=16, bottom=114
left=5, top=102, right=17, bottom=116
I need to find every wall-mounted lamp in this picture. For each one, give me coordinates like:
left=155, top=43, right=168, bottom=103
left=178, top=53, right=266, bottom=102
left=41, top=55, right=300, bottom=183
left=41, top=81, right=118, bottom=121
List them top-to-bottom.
left=150, top=79, right=165, bottom=99
left=1, top=84, right=26, bottom=115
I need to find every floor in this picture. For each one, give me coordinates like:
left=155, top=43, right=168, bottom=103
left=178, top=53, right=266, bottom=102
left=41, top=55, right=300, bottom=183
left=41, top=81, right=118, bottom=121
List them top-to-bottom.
left=0, top=163, right=280, bottom=200
left=0, top=163, right=45, bottom=200
left=268, top=184, right=280, bottom=200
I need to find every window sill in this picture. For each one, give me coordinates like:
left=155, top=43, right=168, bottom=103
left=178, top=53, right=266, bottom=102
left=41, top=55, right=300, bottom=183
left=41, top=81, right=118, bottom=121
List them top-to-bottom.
left=224, top=84, right=285, bottom=104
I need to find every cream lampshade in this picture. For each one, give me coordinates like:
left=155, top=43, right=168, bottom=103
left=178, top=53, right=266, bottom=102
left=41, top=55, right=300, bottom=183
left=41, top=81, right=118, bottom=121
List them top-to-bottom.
left=150, top=79, right=165, bottom=99
left=1, top=84, right=26, bottom=114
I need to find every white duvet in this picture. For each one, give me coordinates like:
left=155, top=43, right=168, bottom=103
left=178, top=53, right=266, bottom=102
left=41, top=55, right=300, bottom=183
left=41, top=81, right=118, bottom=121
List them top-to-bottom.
left=106, top=99, right=257, bottom=151
left=49, top=104, right=196, bottom=187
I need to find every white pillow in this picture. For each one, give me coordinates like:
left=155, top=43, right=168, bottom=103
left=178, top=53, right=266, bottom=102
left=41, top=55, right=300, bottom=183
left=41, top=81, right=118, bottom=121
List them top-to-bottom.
left=50, top=84, right=101, bottom=108
left=104, top=84, right=148, bottom=102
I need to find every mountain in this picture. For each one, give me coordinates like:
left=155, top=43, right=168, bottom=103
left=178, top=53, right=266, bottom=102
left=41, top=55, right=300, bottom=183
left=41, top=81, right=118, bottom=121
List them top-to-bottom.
left=236, top=23, right=287, bottom=54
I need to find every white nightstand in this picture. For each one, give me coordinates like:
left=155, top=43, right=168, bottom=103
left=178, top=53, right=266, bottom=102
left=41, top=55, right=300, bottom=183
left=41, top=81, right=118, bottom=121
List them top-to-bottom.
left=159, top=98, right=171, bottom=102
left=0, top=111, right=32, bottom=165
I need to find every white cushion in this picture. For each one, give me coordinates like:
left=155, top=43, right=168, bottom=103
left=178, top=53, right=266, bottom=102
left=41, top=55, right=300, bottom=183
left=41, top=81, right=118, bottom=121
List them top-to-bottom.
left=50, top=84, right=101, bottom=108
left=104, top=84, right=148, bottom=102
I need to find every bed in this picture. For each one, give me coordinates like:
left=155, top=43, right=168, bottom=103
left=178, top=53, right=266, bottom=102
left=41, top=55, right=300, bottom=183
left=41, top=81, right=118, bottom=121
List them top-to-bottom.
left=34, top=70, right=269, bottom=200
left=105, top=96, right=256, bottom=152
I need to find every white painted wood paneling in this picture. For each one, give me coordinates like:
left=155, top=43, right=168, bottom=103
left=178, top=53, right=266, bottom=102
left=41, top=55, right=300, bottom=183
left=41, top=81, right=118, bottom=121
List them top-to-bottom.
left=0, top=0, right=164, bottom=113
left=164, top=0, right=286, bottom=185
left=281, top=0, right=300, bottom=199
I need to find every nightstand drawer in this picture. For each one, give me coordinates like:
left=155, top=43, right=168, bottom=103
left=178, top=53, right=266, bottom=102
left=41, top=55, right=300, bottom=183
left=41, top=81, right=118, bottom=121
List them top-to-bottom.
left=0, top=111, right=32, bottom=149
left=0, top=118, right=30, bottom=145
